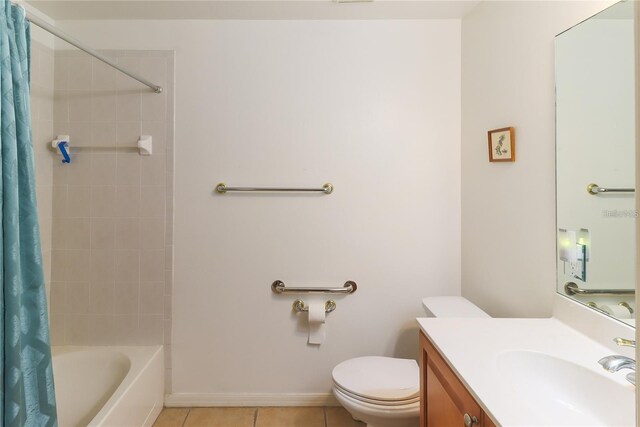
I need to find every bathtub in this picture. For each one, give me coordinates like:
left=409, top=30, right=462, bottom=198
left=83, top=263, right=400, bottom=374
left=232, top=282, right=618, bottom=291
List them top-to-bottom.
left=52, top=346, right=164, bottom=427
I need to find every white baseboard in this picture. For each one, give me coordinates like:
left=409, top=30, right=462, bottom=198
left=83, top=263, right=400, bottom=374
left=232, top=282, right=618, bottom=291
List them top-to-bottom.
left=164, top=393, right=339, bottom=407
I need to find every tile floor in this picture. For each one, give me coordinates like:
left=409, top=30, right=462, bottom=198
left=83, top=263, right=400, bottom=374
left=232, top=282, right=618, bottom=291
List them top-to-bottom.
left=153, top=406, right=364, bottom=427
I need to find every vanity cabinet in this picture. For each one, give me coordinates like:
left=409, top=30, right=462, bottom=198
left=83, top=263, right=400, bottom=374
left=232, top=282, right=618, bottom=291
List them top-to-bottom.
left=420, top=331, right=497, bottom=427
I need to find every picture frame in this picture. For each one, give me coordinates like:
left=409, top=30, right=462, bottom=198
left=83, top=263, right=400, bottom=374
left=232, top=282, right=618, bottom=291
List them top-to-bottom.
left=488, top=127, right=515, bottom=162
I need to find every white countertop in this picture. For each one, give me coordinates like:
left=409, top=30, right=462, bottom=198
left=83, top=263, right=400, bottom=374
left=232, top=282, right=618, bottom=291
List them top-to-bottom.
left=417, top=317, right=635, bottom=427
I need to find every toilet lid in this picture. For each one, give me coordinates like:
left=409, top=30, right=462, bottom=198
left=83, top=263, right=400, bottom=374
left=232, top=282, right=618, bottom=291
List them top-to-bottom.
left=332, top=357, right=419, bottom=402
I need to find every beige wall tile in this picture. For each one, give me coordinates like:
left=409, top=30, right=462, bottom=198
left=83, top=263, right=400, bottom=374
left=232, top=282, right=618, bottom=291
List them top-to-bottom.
left=50, top=50, right=173, bottom=347
left=68, top=57, right=93, bottom=91
left=115, top=57, right=141, bottom=91
left=139, top=57, right=167, bottom=87
left=54, top=58, right=69, bottom=92
left=92, top=60, right=117, bottom=92
left=53, top=90, right=69, bottom=123
left=68, top=91, right=93, bottom=122
left=141, top=91, right=166, bottom=122
left=92, top=93, right=117, bottom=123
left=117, top=93, right=142, bottom=122
left=116, top=121, right=142, bottom=147
left=142, top=121, right=166, bottom=153
left=67, top=122, right=93, bottom=148
left=92, top=122, right=117, bottom=148
left=91, top=153, right=117, bottom=185
left=116, top=154, right=141, bottom=185
left=140, top=154, right=165, bottom=186
left=65, top=185, right=91, bottom=218
left=91, top=185, right=116, bottom=218
left=115, top=185, right=141, bottom=218
left=140, top=186, right=165, bottom=218
left=140, top=217, right=165, bottom=249
left=65, top=218, right=90, bottom=250
left=91, top=218, right=116, bottom=249
left=115, top=218, right=140, bottom=250
left=67, top=249, right=91, bottom=282
left=90, top=249, right=116, bottom=282
left=50, top=250, right=68, bottom=282
left=115, top=250, right=140, bottom=282
left=140, top=250, right=164, bottom=282
left=90, top=281, right=115, bottom=315
left=50, top=282, right=66, bottom=316
left=114, top=282, right=139, bottom=315
left=139, top=282, right=164, bottom=314
left=50, top=314, right=65, bottom=345
left=65, top=314, right=90, bottom=345
left=113, top=314, right=139, bottom=344
left=138, top=314, right=163, bottom=344
left=88, top=315, right=115, bottom=345
left=256, top=407, right=324, bottom=427
left=184, top=408, right=256, bottom=427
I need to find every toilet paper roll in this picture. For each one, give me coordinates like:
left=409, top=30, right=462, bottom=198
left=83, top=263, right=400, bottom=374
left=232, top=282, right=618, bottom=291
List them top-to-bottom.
left=308, top=303, right=326, bottom=345
left=600, top=304, right=632, bottom=319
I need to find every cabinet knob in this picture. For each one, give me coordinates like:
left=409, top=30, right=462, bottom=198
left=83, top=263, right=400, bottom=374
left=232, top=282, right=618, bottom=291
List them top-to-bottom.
left=464, top=413, right=479, bottom=427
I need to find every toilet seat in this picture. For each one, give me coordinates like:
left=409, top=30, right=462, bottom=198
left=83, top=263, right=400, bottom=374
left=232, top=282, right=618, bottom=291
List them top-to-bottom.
left=332, top=356, right=420, bottom=404
left=333, top=382, right=420, bottom=406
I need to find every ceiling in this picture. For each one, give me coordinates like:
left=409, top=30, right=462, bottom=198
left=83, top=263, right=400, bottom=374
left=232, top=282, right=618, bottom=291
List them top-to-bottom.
left=25, top=0, right=481, bottom=20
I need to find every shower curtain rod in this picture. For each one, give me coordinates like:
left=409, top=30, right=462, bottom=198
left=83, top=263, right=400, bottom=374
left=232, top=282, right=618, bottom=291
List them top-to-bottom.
left=23, top=10, right=163, bottom=94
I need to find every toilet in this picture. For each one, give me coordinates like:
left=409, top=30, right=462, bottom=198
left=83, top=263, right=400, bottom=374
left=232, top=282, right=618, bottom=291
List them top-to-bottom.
left=331, top=296, right=489, bottom=427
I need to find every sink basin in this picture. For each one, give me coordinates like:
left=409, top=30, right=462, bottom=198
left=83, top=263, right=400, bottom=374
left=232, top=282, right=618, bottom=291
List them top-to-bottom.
left=496, top=350, right=635, bottom=426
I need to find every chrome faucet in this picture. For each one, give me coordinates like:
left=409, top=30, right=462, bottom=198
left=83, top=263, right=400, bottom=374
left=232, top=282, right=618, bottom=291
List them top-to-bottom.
left=598, top=338, right=636, bottom=385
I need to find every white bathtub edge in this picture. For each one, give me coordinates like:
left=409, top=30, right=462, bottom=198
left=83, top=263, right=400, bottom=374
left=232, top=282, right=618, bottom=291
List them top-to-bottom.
left=88, top=346, right=164, bottom=427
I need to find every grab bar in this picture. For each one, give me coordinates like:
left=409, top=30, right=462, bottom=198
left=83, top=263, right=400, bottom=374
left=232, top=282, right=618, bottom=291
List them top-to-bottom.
left=216, top=183, right=333, bottom=195
left=587, top=183, right=635, bottom=195
left=271, top=280, right=357, bottom=294
left=565, top=282, right=635, bottom=296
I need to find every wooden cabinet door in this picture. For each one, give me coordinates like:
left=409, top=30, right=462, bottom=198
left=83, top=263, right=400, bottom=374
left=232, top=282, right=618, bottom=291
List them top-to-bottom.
left=420, top=331, right=485, bottom=427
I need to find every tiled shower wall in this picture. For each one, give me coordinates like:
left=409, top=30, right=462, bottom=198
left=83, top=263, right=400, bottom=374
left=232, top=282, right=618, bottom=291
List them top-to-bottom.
left=31, top=41, right=55, bottom=293
left=48, top=51, right=174, bottom=364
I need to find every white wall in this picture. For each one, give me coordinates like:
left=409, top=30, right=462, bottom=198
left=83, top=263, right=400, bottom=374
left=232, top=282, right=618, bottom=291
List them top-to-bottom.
left=461, top=0, right=617, bottom=318
left=55, top=19, right=461, bottom=400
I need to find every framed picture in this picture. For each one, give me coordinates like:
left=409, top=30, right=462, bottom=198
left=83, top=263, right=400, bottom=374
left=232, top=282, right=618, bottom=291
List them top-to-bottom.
left=488, top=127, right=515, bottom=162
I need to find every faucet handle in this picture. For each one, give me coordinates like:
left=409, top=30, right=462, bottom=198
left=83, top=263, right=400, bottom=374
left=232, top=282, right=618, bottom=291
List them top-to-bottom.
left=614, top=337, right=636, bottom=348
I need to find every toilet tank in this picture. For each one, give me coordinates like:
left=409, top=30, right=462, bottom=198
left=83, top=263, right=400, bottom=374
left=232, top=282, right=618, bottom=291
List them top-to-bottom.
left=422, top=296, right=490, bottom=318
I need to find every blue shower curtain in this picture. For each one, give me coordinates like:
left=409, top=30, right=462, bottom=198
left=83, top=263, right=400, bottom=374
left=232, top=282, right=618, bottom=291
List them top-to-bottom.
left=0, top=1, right=57, bottom=426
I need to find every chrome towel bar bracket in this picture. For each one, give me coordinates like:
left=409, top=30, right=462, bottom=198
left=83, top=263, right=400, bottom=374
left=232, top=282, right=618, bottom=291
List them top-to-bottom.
left=272, top=280, right=357, bottom=294
left=293, top=299, right=336, bottom=314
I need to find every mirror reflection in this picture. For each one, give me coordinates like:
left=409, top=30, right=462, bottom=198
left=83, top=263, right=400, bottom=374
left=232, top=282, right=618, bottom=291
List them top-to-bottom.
left=555, top=0, right=636, bottom=325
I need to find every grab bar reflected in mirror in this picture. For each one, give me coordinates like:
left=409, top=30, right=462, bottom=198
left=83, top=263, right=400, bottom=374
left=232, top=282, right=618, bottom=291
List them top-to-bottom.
left=587, top=183, right=635, bottom=195
left=565, top=282, right=635, bottom=296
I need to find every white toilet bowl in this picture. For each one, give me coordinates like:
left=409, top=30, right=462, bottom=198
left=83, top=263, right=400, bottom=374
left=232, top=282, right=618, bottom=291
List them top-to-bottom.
left=332, top=297, right=489, bottom=427
left=331, top=356, right=420, bottom=427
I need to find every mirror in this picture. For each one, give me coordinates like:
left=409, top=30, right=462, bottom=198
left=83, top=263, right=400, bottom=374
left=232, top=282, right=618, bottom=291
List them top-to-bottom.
left=555, top=0, right=636, bottom=325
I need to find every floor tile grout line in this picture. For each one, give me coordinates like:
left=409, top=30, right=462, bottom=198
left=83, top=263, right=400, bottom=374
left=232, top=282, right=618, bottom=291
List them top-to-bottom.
left=323, top=406, right=328, bottom=427
left=180, top=407, right=190, bottom=427
left=253, top=407, right=258, bottom=427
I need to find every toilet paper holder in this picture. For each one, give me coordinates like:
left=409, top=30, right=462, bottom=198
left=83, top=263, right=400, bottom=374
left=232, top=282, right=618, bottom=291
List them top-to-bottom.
left=293, top=299, right=336, bottom=314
